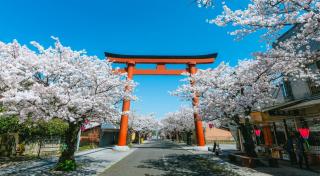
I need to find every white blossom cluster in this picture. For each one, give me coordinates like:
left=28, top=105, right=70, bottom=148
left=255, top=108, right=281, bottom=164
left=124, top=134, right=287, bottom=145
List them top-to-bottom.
left=186, top=0, right=320, bottom=125
left=197, top=0, right=213, bottom=7
left=202, top=0, right=320, bottom=82
left=0, top=37, right=135, bottom=124
left=173, top=59, right=276, bottom=125
left=160, top=107, right=194, bottom=135
left=129, top=112, right=159, bottom=135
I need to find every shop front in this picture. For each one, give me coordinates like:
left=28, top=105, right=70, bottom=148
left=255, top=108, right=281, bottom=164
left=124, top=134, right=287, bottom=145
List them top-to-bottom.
left=250, top=111, right=320, bottom=168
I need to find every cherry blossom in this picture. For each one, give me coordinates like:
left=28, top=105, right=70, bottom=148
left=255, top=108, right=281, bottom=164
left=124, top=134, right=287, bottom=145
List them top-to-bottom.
left=200, top=0, right=320, bottom=83
left=0, top=37, right=135, bottom=167
left=160, top=107, right=194, bottom=138
left=129, top=112, right=159, bottom=134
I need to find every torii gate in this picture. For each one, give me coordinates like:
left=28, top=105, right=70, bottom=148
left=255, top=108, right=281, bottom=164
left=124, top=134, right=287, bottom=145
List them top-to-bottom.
left=105, top=52, right=217, bottom=150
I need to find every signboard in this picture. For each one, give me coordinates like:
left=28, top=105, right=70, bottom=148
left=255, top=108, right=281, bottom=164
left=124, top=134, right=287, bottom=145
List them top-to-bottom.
left=250, top=112, right=269, bottom=122
left=250, top=112, right=263, bottom=122
left=282, top=153, right=290, bottom=160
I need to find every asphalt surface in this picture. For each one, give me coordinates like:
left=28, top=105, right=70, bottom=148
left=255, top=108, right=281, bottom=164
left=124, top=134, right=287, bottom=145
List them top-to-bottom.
left=101, top=140, right=230, bottom=176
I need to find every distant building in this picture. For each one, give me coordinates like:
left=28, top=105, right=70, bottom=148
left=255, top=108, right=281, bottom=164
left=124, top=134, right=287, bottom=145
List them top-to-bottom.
left=79, top=122, right=120, bottom=148
left=79, top=122, right=101, bottom=147
left=100, top=123, right=119, bottom=147
left=204, top=125, right=235, bottom=144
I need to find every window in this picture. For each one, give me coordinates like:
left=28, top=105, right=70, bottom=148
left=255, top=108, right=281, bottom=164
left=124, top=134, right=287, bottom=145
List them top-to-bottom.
left=307, top=62, right=320, bottom=95
left=281, top=81, right=294, bottom=100
left=306, top=117, right=320, bottom=146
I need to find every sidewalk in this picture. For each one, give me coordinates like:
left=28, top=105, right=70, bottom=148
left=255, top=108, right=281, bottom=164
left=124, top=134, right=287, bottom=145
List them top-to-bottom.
left=176, top=142, right=318, bottom=176
left=0, top=147, right=136, bottom=176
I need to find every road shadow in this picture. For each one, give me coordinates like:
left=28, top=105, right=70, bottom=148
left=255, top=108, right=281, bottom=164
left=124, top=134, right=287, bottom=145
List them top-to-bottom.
left=132, top=146, right=187, bottom=151
left=76, top=147, right=112, bottom=157
left=216, top=151, right=319, bottom=176
left=137, top=153, right=236, bottom=176
left=1, top=155, right=111, bottom=176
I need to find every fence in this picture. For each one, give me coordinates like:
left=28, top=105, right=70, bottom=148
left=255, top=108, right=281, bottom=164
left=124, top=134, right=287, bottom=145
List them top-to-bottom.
left=0, top=134, right=62, bottom=157
left=23, top=138, right=61, bottom=156
left=206, top=140, right=236, bottom=144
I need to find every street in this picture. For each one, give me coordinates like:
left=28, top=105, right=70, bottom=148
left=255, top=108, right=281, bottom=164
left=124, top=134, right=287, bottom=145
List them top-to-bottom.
left=101, top=140, right=233, bottom=176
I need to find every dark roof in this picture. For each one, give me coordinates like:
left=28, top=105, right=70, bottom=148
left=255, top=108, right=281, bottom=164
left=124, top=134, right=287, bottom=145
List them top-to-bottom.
left=272, top=24, right=301, bottom=48
left=105, top=52, right=218, bottom=59
left=261, top=99, right=302, bottom=112
left=101, top=122, right=119, bottom=130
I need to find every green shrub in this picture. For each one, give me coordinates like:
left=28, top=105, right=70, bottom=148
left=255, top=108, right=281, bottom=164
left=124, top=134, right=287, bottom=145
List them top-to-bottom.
left=0, top=116, right=20, bottom=134
left=78, top=143, right=98, bottom=151
left=55, top=159, right=77, bottom=171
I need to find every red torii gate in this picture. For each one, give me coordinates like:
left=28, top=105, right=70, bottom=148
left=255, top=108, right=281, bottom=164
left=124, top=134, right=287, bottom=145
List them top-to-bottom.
left=105, top=52, right=217, bottom=150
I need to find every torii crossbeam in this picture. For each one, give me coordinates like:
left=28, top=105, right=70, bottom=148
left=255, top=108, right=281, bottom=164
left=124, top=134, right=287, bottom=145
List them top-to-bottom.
left=105, top=52, right=217, bottom=150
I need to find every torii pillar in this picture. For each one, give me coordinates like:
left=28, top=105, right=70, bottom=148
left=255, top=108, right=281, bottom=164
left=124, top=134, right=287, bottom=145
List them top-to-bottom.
left=106, top=52, right=217, bottom=151
left=117, top=62, right=134, bottom=149
left=189, top=63, right=206, bottom=148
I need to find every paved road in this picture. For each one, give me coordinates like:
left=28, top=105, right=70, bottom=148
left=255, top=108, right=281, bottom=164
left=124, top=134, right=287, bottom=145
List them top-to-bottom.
left=101, top=140, right=229, bottom=176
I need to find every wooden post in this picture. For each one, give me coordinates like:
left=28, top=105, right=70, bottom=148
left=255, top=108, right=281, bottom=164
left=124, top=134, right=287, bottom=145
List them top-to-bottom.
left=117, top=62, right=134, bottom=146
left=189, top=63, right=205, bottom=147
left=283, top=119, right=289, bottom=140
left=272, top=122, right=278, bottom=145
left=262, top=124, right=273, bottom=146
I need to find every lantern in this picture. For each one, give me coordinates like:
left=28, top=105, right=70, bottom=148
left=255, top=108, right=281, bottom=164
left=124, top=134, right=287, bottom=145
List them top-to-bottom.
left=209, top=123, right=214, bottom=129
left=298, top=127, right=310, bottom=149
left=298, top=128, right=310, bottom=139
left=254, top=129, right=261, bottom=137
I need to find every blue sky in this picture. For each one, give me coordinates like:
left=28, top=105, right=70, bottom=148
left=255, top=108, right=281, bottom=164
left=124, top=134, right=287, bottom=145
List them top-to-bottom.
left=0, top=0, right=265, bottom=119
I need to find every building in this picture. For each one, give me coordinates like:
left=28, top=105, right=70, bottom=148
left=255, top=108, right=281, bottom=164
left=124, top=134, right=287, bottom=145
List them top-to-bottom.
left=248, top=25, right=320, bottom=167
left=78, top=122, right=120, bottom=148
left=79, top=122, right=101, bottom=147
left=99, top=123, right=119, bottom=147
left=180, top=124, right=235, bottom=145
left=204, top=124, right=235, bottom=144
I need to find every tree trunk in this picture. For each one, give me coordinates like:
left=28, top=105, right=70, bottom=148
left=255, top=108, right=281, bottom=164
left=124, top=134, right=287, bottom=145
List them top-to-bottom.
left=234, top=115, right=257, bottom=157
left=57, top=122, right=80, bottom=167
left=239, top=122, right=257, bottom=157
left=127, top=130, right=133, bottom=144
left=187, top=131, right=192, bottom=145
left=176, top=132, right=179, bottom=142
left=37, top=139, right=42, bottom=158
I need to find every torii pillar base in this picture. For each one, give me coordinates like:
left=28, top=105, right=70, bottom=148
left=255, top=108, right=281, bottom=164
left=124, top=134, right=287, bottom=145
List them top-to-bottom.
left=113, top=145, right=130, bottom=152
left=193, top=146, right=208, bottom=151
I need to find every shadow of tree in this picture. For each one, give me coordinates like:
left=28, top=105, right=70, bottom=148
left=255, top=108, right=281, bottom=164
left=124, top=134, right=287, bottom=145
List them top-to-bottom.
left=132, top=146, right=188, bottom=151
left=216, top=151, right=320, bottom=176
left=138, top=153, right=238, bottom=176
left=1, top=155, right=111, bottom=176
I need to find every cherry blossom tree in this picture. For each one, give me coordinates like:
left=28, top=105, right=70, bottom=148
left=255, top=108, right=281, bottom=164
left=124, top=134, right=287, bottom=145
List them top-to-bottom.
left=190, top=0, right=320, bottom=156
left=200, top=0, right=320, bottom=82
left=0, top=38, right=134, bottom=169
left=173, top=58, right=281, bottom=156
left=160, top=107, right=194, bottom=142
left=128, top=112, right=159, bottom=143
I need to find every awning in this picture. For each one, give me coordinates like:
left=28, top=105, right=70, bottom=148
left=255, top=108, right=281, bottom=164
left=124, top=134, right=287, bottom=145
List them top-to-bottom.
left=282, top=99, right=320, bottom=111
left=261, top=100, right=302, bottom=112
left=83, top=122, right=100, bottom=130
left=101, top=122, right=119, bottom=130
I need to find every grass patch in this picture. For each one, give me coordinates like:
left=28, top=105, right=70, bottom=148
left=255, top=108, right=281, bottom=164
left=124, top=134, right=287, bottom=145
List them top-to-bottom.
left=78, top=144, right=98, bottom=151
left=55, top=159, right=77, bottom=172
